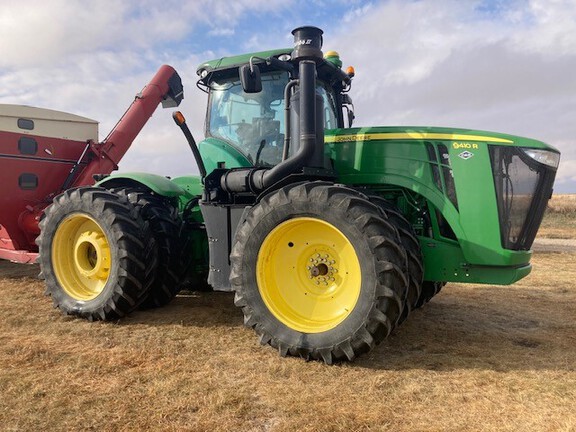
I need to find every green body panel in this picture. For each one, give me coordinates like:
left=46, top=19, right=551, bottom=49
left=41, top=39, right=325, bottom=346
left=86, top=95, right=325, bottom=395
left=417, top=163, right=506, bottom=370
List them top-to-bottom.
left=324, top=126, right=553, bottom=283
left=198, top=137, right=252, bottom=174
left=97, top=172, right=187, bottom=197
left=171, top=175, right=204, bottom=208
left=171, top=175, right=203, bottom=195
left=420, top=237, right=531, bottom=284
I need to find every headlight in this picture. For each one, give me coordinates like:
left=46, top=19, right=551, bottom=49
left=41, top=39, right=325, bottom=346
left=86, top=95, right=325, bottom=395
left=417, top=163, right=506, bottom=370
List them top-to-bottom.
left=522, top=148, right=560, bottom=169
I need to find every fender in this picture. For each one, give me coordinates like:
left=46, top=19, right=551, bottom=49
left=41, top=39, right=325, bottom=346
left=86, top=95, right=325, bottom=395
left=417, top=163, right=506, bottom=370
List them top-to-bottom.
left=96, top=172, right=188, bottom=198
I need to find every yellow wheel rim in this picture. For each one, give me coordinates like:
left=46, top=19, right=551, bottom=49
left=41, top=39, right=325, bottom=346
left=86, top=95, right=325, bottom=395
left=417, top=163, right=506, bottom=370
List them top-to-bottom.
left=52, top=213, right=111, bottom=301
left=256, top=217, right=361, bottom=333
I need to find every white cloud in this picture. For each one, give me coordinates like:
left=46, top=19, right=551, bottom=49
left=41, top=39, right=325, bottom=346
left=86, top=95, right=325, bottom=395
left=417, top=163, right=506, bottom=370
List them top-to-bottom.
left=0, top=0, right=574, bottom=191
left=0, top=0, right=291, bottom=68
left=330, top=0, right=576, bottom=191
left=510, top=0, right=576, bottom=57
left=0, top=2, right=151, bottom=68
left=343, top=2, right=374, bottom=23
left=208, top=28, right=235, bottom=37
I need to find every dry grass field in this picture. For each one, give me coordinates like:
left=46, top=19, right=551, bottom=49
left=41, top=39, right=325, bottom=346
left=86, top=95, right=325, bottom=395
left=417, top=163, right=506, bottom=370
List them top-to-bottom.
left=539, top=194, right=576, bottom=239
left=0, top=196, right=575, bottom=432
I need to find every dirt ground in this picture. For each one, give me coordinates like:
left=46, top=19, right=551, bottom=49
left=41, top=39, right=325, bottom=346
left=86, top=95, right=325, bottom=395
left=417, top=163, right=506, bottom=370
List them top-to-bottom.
left=0, top=205, right=575, bottom=431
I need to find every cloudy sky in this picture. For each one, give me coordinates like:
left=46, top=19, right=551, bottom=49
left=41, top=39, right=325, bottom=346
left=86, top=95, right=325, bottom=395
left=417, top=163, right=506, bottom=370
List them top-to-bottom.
left=0, top=0, right=574, bottom=192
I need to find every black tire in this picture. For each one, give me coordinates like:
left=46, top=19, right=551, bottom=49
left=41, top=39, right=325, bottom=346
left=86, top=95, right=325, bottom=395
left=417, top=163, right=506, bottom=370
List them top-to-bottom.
left=230, top=182, right=408, bottom=364
left=37, top=187, right=156, bottom=321
left=111, top=188, right=184, bottom=308
left=368, top=196, right=423, bottom=323
left=414, top=281, right=446, bottom=308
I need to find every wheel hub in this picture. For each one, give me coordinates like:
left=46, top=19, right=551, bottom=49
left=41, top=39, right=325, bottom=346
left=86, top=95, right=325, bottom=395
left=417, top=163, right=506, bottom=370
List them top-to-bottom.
left=52, top=213, right=112, bottom=301
left=256, top=217, right=361, bottom=333
left=74, top=231, right=111, bottom=279
left=307, top=253, right=337, bottom=285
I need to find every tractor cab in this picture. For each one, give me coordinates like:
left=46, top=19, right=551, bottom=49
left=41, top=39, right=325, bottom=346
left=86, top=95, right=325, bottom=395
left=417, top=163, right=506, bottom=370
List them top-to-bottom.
left=196, top=45, right=352, bottom=173
left=206, top=70, right=340, bottom=167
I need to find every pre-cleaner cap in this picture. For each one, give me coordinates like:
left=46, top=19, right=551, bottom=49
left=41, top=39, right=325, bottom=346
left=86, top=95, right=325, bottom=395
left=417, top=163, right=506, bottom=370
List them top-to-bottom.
left=291, top=26, right=324, bottom=60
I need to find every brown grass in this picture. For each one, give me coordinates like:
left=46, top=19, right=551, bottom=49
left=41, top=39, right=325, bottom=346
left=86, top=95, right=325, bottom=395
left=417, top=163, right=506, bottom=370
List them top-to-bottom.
left=539, top=194, right=576, bottom=239
left=547, top=194, right=576, bottom=214
left=1, top=227, right=575, bottom=431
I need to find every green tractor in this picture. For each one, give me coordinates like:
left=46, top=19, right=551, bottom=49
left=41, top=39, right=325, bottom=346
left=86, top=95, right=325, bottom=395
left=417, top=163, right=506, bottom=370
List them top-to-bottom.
left=36, top=27, right=559, bottom=363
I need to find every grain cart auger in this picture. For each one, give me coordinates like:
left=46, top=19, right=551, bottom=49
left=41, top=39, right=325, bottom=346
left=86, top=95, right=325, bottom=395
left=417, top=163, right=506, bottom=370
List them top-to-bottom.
left=4, top=27, right=560, bottom=364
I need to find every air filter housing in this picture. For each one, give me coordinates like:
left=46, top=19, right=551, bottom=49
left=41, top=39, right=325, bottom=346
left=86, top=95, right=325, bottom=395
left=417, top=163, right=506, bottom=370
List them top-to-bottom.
left=291, top=26, right=324, bottom=61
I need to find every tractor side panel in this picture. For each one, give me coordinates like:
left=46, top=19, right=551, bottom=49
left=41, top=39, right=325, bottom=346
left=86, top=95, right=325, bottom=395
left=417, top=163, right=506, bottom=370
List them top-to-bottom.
left=326, top=127, right=536, bottom=283
left=198, top=137, right=252, bottom=175
left=171, top=175, right=204, bottom=196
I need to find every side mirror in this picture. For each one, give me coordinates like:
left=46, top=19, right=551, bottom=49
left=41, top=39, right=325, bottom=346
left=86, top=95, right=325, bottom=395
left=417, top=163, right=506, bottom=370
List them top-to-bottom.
left=240, top=64, right=262, bottom=93
left=342, top=94, right=355, bottom=127
left=347, top=109, right=355, bottom=127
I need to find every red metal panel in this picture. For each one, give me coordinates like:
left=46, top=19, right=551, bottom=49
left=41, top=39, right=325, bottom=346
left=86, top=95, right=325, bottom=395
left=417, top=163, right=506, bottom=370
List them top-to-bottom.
left=0, top=64, right=181, bottom=259
left=0, top=130, right=89, bottom=251
left=0, top=247, right=38, bottom=264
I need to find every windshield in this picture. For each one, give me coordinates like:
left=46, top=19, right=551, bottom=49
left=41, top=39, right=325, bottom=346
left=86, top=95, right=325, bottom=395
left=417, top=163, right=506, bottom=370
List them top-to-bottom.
left=208, top=71, right=339, bottom=167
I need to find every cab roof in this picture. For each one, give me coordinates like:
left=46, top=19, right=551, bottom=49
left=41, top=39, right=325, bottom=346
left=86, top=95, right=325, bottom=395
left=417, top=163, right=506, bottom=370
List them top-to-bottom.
left=196, top=48, right=291, bottom=76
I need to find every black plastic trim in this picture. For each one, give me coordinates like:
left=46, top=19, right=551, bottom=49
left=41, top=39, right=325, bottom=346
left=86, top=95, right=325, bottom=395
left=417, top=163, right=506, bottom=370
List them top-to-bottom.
left=17, top=118, right=34, bottom=130
left=18, top=137, right=38, bottom=155
left=19, top=173, right=38, bottom=190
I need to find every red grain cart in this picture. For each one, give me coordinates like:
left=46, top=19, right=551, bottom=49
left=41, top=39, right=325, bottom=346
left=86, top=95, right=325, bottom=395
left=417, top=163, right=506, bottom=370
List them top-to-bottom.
left=0, top=65, right=183, bottom=263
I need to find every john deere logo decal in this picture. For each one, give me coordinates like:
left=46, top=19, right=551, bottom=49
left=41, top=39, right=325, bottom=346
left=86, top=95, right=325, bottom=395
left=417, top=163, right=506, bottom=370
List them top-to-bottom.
left=458, top=151, right=474, bottom=160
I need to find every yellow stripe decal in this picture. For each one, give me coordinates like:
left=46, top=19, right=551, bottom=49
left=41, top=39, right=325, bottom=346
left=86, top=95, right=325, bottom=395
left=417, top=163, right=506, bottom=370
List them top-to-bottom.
left=325, top=132, right=513, bottom=144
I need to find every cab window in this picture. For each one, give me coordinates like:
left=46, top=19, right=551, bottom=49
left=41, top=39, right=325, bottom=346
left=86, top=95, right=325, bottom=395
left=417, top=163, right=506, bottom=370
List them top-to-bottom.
left=208, top=71, right=339, bottom=167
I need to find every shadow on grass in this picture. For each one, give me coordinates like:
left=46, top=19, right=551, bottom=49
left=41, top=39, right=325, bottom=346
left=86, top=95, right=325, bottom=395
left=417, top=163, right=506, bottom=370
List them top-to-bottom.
left=3, top=260, right=573, bottom=372
left=0, top=261, right=40, bottom=279
left=123, top=287, right=575, bottom=373
left=356, top=289, right=575, bottom=372
left=123, top=290, right=243, bottom=329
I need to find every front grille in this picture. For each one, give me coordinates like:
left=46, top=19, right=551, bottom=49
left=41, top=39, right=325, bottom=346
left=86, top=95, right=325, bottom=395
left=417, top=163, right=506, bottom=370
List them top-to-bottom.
left=489, top=146, right=557, bottom=250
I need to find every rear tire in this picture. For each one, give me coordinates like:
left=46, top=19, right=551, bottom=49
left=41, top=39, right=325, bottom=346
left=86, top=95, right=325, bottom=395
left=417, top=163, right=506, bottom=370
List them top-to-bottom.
left=230, top=182, right=408, bottom=364
left=37, top=187, right=156, bottom=320
left=111, top=188, right=183, bottom=308
left=368, top=196, right=423, bottom=323
left=414, top=281, right=445, bottom=308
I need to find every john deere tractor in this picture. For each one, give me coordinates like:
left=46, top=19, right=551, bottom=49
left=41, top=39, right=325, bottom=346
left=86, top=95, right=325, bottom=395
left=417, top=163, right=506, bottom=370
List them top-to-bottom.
left=6, top=27, right=558, bottom=363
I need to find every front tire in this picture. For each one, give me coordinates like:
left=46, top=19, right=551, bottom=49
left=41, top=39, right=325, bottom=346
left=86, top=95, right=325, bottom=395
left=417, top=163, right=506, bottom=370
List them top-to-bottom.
left=230, top=182, right=408, bottom=364
left=37, top=187, right=156, bottom=320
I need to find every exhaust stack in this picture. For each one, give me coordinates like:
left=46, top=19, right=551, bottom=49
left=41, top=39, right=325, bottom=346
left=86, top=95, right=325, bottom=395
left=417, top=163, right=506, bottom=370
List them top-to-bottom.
left=221, top=26, right=327, bottom=193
